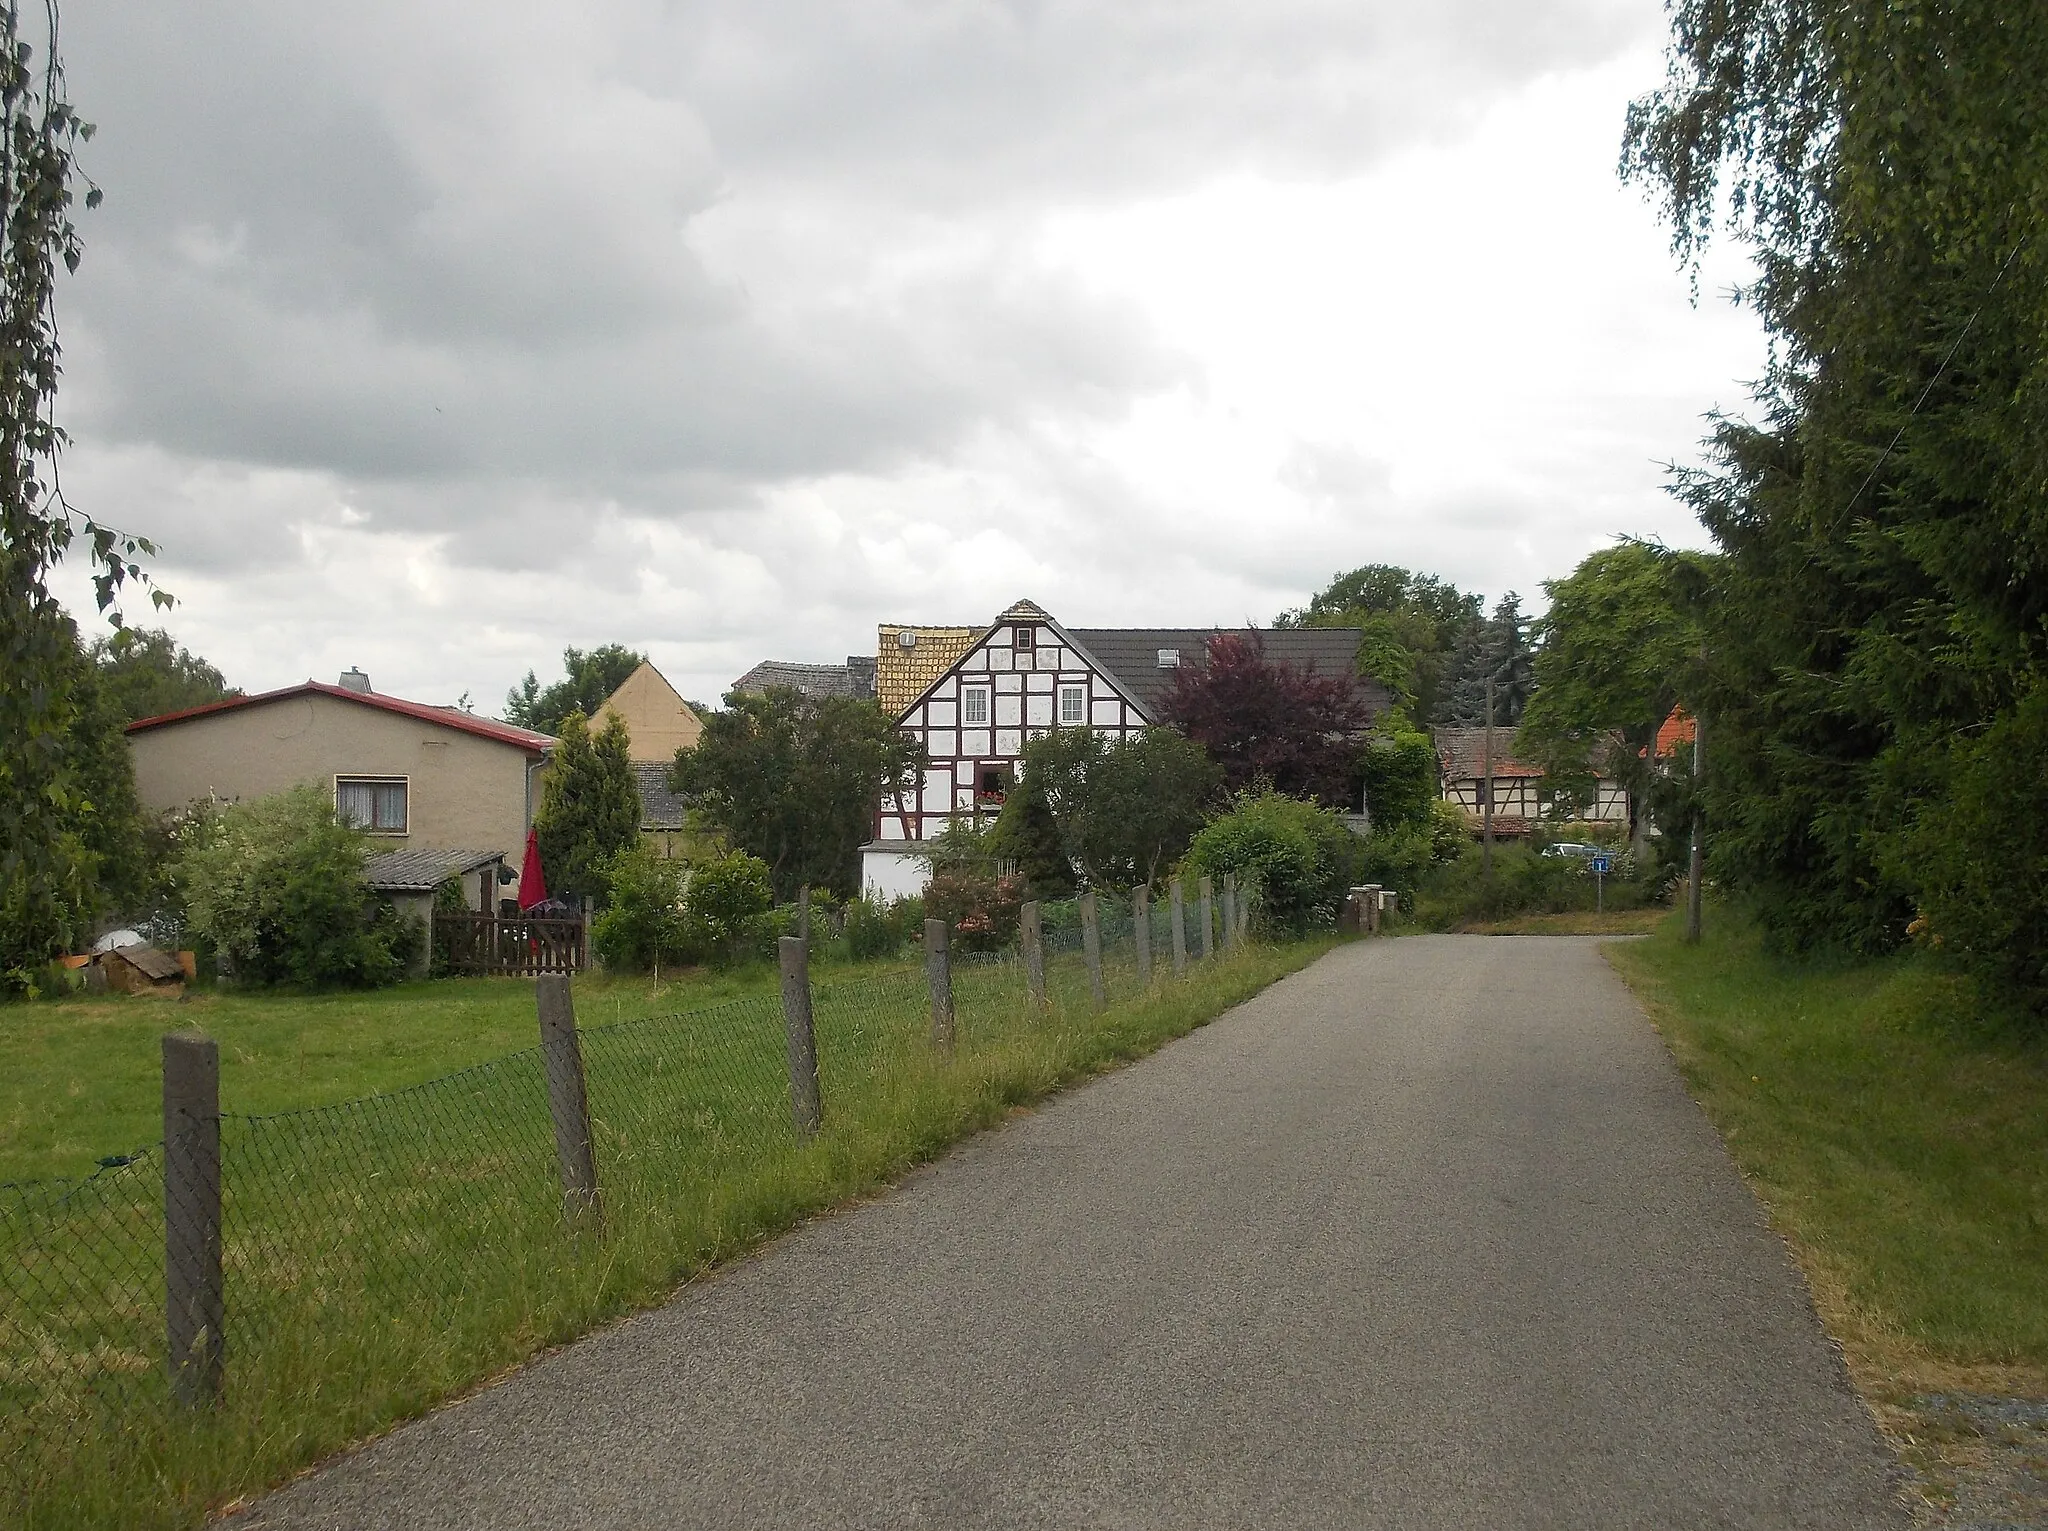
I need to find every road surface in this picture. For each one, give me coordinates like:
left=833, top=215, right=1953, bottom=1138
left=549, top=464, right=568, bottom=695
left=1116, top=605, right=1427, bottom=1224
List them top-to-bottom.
left=237, top=935, right=1906, bottom=1530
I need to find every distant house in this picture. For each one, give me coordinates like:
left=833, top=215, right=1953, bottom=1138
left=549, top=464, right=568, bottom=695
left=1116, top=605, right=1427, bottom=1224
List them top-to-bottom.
left=861, top=599, right=1374, bottom=898
left=731, top=656, right=878, bottom=702
left=596, top=661, right=704, bottom=857
left=126, top=671, right=555, bottom=912
left=1433, top=727, right=1628, bottom=837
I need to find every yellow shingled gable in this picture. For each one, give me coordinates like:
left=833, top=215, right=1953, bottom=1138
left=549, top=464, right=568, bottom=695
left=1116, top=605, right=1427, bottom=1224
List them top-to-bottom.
left=876, top=625, right=978, bottom=716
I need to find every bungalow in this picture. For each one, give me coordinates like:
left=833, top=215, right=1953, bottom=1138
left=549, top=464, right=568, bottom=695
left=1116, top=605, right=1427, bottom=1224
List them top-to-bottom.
left=861, top=599, right=1374, bottom=897
left=126, top=671, right=555, bottom=912
left=1433, top=727, right=1629, bottom=837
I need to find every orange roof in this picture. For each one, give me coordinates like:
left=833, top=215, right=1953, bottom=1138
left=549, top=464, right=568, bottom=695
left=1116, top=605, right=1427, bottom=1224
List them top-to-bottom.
left=126, top=682, right=556, bottom=755
left=1655, top=709, right=1696, bottom=758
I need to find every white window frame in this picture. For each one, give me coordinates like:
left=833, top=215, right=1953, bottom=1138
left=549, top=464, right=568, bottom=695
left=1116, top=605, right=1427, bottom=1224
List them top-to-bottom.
left=1058, top=684, right=1085, bottom=726
left=961, top=685, right=991, bottom=727
left=335, top=774, right=409, bottom=834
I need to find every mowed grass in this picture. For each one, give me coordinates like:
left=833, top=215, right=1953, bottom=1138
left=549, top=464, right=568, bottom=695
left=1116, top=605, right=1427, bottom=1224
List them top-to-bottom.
left=1455, top=908, right=1668, bottom=937
left=1607, top=912, right=2048, bottom=1401
left=4, top=935, right=1336, bottom=1530
left=1, top=965, right=859, bottom=1185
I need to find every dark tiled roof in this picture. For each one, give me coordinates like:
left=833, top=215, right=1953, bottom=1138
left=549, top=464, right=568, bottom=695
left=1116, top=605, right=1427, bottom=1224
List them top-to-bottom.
left=1065, top=627, right=1378, bottom=720
left=732, top=659, right=876, bottom=702
left=127, top=683, right=556, bottom=754
left=635, top=763, right=687, bottom=830
left=363, top=847, right=505, bottom=893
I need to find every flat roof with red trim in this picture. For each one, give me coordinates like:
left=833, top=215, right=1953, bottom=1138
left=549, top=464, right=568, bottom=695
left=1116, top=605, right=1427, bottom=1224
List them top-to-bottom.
left=126, top=682, right=557, bottom=754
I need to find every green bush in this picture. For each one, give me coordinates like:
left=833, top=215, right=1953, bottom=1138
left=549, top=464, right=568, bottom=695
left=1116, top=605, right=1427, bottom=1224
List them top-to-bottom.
left=1360, top=727, right=1438, bottom=832
left=174, top=785, right=418, bottom=988
left=1183, top=790, right=1358, bottom=931
left=1413, top=841, right=1657, bottom=929
left=590, top=846, right=689, bottom=972
left=676, top=851, right=774, bottom=967
left=844, top=893, right=924, bottom=960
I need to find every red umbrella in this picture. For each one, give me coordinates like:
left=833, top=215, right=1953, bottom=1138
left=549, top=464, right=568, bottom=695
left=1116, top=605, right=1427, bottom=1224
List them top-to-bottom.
left=516, top=828, right=548, bottom=912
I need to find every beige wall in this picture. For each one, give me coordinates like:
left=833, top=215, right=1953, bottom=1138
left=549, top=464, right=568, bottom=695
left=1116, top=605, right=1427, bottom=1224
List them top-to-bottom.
left=599, top=662, right=702, bottom=763
left=129, top=693, right=541, bottom=859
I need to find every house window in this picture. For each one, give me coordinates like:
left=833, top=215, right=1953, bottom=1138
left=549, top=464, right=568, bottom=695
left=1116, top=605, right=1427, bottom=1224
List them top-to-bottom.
left=1014, top=626, right=1035, bottom=652
left=1059, top=684, right=1085, bottom=725
left=962, top=686, right=991, bottom=726
left=976, top=763, right=1011, bottom=805
left=337, top=776, right=408, bottom=833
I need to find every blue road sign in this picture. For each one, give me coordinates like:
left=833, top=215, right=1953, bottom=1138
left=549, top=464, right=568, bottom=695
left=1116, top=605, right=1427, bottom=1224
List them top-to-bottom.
left=1589, top=855, right=1612, bottom=875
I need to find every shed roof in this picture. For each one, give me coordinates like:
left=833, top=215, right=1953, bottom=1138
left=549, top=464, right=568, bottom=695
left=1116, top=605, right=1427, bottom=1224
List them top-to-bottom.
left=127, top=682, right=556, bottom=755
left=363, top=847, right=505, bottom=894
left=105, top=944, right=184, bottom=981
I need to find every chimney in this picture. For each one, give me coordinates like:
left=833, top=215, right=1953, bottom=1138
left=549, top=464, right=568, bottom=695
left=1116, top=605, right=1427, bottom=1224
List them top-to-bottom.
left=338, top=668, right=372, bottom=693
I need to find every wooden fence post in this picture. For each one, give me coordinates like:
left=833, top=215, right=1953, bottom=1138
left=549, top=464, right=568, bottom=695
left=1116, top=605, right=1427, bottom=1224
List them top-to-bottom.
left=1222, top=873, right=1239, bottom=954
left=1198, top=875, right=1214, bottom=961
left=1169, top=877, right=1188, bottom=978
left=1134, top=884, right=1153, bottom=987
left=1079, top=890, right=1106, bottom=1011
left=1020, top=899, right=1047, bottom=1010
left=925, top=918, right=955, bottom=1050
left=778, top=936, right=822, bottom=1137
left=536, top=975, right=602, bottom=1227
left=163, top=1032, right=223, bottom=1409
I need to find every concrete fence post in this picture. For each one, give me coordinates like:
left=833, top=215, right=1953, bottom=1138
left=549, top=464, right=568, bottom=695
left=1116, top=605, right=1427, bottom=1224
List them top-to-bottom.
left=1222, top=874, right=1238, bottom=954
left=1198, top=875, right=1214, bottom=961
left=1169, top=876, right=1188, bottom=978
left=1238, top=882, right=1254, bottom=944
left=1363, top=882, right=1383, bottom=935
left=797, top=884, right=811, bottom=946
left=1133, top=885, right=1153, bottom=987
left=1079, top=890, right=1106, bottom=1011
left=1020, top=899, right=1047, bottom=1011
left=925, top=918, right=956, bottom=1051
left=778, top=936, right=822, bottom=1137
left=536, top=975, right=602, bottom=1227
left=163, top=1032, right=223, bottom=1409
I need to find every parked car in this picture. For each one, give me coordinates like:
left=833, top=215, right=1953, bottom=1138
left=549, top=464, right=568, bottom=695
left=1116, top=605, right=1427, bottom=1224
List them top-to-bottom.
left=1540, top=842, right=1602, bottom=860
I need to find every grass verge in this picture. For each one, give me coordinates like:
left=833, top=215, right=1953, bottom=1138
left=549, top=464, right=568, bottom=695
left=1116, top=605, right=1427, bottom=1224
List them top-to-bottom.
left=1454, top=908, right=1668, bottom=937
left=1607, top=912, right=2048, bottom=1518
left=6, top=936, right=1333, bottom=1530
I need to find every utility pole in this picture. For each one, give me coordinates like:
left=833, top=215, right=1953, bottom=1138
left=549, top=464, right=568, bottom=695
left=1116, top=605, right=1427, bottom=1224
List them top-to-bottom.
left=1685, top=710, right=1705, bottom=944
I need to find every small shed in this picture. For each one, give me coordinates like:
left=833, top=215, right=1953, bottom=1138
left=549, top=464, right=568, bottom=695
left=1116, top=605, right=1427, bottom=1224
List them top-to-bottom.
left=364, top=847, right=507, bottom=922
left=99, top=944, right=187, bottom=994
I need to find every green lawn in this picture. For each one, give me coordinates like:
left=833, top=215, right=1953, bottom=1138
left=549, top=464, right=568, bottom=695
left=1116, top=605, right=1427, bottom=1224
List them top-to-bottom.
left=1607, top=911, right=2048, bottom=1401
left=3, top=934, right=1337, bottom=1529
left=1, top=964, right=878, bottom=1185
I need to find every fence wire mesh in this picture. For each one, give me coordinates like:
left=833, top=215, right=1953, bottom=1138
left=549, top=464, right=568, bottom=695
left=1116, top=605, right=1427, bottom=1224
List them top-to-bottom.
left=1, top=899, right=1280, bottom=1524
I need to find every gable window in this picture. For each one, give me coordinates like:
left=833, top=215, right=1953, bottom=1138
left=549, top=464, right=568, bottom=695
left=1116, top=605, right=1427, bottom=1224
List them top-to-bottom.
left=1014, top=626, right=1035, bottom=652
left=1059, top=684, right=1085, bottom=726
left=961, top=686, right=991, bottom=727
left=337, top=776, right=408, bottom=833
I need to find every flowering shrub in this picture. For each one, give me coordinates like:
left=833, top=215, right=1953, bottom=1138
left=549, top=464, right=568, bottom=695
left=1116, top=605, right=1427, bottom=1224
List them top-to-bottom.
left=923, top=868, right=1024, bottom=952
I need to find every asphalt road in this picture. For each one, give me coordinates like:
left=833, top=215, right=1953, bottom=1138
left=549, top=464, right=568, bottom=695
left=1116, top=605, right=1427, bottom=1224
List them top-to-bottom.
left=236, top=936, right=1907, bottom=1530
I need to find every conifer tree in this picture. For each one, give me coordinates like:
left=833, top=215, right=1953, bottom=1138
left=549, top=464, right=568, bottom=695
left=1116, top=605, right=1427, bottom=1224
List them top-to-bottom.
left=533, top=710, right=641, bottom=905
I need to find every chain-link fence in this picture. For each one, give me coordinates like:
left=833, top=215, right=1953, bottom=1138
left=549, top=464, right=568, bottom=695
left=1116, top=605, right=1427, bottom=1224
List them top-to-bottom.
left=0, top=876, right=1277, bottom=1525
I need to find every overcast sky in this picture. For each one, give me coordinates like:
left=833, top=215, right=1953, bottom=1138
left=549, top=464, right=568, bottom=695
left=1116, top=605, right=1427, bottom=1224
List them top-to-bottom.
left=49, top=0, right=1760, bottom=711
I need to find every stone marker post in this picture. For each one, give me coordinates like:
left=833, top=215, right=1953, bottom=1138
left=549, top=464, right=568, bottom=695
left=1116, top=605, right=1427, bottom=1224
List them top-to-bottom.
left=1198, top=875, right=1214, bottom=961
left=1079, top=890, right=1106, bottom=1011
left=1020, top=899, right=1047, bottom=1010
left=925, top=918, right=955, bottom=1051
left=778, top=936, right=822, bottom=1137
left=536, top=975, right=602, bottom=1228
left=163, top=1032, right=223, bottom=1408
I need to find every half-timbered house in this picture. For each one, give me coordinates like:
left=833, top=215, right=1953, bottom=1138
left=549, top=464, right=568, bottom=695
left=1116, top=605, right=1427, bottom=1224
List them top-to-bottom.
left=861, top=600, right=1370, bottom=897
left=1433, top=727, right=1629, bottom=838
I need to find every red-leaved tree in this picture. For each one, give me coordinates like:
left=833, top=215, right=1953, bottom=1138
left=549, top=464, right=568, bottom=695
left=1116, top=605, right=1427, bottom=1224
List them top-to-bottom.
left=1158, top=634, right=1370, bottom=805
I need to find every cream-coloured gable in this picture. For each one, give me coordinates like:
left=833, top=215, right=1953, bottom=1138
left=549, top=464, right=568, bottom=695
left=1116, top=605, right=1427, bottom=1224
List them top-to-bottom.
left=600, top=662, right=704, bottom=764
